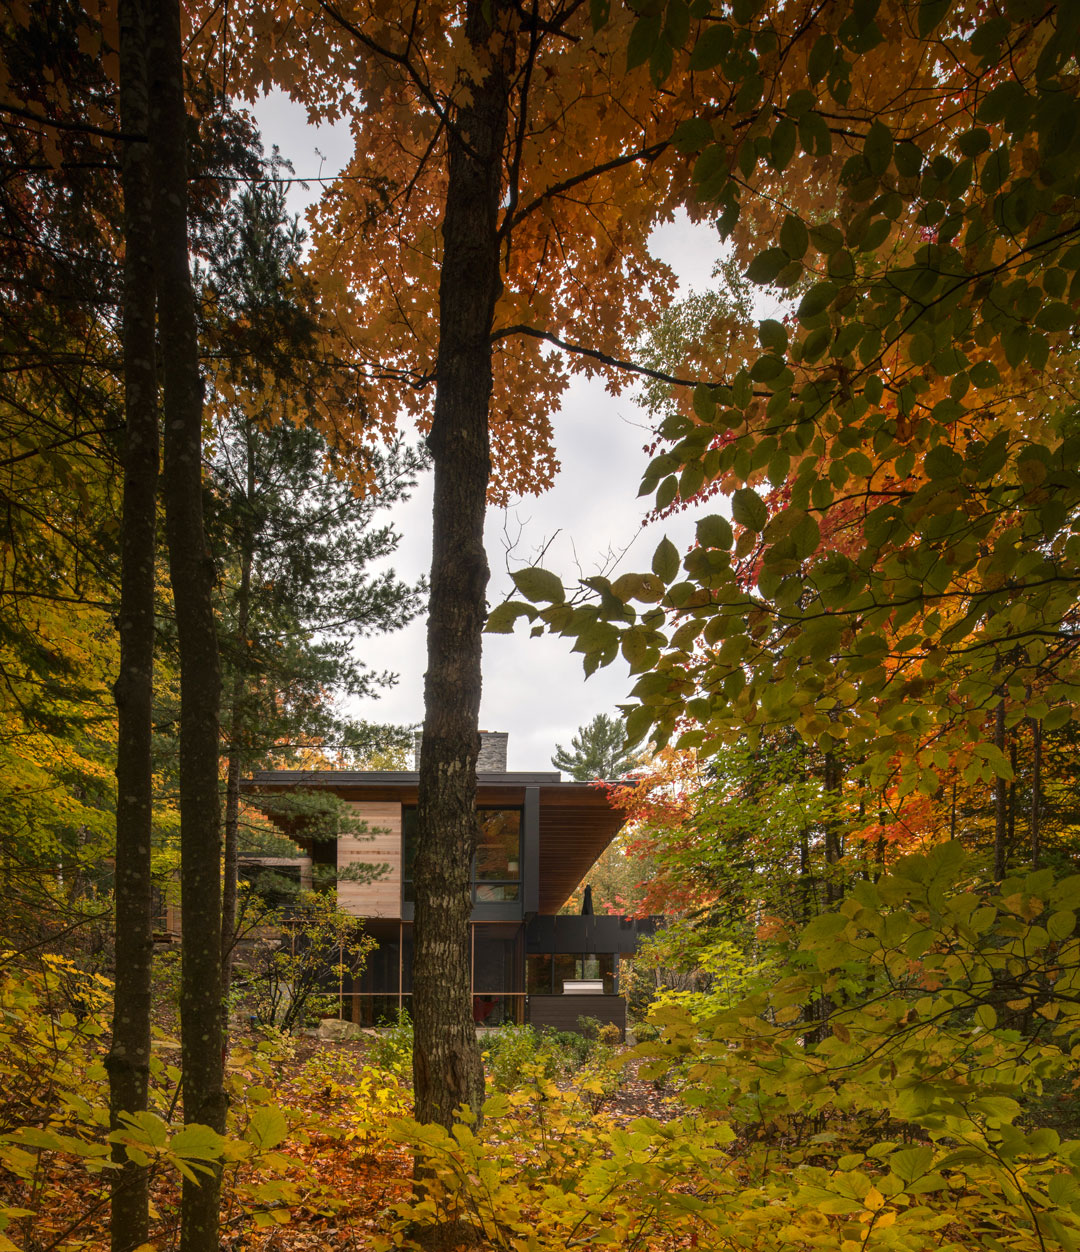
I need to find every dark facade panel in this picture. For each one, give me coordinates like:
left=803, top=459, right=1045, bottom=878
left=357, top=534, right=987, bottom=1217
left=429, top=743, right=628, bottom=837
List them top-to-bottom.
left=525, top=914, right=660, bottom=955
left=526, top=994, right=626, bottom=1040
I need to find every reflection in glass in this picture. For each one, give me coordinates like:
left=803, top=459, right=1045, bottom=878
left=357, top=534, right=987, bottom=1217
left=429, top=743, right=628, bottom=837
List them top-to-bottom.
left=402, top=807, right=522, bottom=905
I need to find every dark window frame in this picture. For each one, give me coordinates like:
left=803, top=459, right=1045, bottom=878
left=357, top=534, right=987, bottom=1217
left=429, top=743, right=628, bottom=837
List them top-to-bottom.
left=402, top=806, right=524, bottom=909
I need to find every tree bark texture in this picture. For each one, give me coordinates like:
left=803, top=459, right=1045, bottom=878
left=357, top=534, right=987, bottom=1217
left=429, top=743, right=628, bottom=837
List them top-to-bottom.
left=412, top=0, right=512, bottom=1130
left=107, top=3, right=157, bottom=1246
left=146, top=4, right=226, bottom=1248
left=994, top=697, right=1007, bottom=880
left=1030, top=717, right=1042, bottom=867
left=822, top=751, right=842, bottom=904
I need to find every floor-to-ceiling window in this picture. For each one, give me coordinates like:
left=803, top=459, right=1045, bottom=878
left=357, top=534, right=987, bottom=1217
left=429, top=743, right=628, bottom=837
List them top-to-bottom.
left=402, top=807, right=522, bottom=905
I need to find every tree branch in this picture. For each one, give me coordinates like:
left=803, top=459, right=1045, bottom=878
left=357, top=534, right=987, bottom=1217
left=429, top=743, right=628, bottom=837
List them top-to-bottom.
left=493, top=323, right=709, bottom=387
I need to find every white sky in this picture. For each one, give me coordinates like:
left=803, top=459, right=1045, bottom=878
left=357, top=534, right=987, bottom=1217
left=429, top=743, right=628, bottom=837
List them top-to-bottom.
left=250, top=91, right=726, bottom=771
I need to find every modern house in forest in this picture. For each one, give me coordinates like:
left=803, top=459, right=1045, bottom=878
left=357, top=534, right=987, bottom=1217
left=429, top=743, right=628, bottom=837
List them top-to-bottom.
left=244, top=732, right=655, bottom=1036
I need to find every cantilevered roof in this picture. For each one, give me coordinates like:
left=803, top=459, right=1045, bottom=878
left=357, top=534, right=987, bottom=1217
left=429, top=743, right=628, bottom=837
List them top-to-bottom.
left=243, top=770, right=625, bottom=914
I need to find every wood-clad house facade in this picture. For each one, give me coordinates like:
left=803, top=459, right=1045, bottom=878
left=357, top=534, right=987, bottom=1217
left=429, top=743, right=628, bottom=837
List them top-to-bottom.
left=245, top=735, right=655, bottom=1035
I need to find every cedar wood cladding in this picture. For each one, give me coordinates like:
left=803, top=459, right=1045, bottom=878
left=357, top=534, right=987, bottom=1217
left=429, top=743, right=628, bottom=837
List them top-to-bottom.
left=245, top=772, right=624, bottom=917
left=338, top=801, right=401, bottom=918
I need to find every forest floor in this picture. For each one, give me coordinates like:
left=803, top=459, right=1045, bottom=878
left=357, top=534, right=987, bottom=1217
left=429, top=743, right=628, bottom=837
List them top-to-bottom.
left=214, top=1034, right=683, bottom=1252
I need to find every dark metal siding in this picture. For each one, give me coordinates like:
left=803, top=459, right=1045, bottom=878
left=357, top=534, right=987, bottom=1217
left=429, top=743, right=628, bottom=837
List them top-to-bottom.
left=527, top=994, right=626, bottom=1039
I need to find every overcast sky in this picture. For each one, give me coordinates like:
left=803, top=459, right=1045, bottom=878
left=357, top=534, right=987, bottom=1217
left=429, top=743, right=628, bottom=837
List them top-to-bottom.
left=250, top=92, right=726, bottom=771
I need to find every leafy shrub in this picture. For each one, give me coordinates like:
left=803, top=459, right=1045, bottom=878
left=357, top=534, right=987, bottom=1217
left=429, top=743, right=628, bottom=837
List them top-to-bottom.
left=387, top=844, right=1080, bottom=1252
left=247, top=892, right=375, bottom=1032
left=367, top=1008, right=413, bottom=1077
left=597, top=1021, right=622, bottom=1046
left=484, top=1023, right=556, bottom=1091
left=540, top=1025, right=592, bottom=1070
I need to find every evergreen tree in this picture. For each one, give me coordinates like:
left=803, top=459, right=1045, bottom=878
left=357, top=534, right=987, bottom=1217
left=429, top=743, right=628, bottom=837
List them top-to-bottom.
left=201, top=175, right=426, bottom=1003
left=552, top=713, right=636, bottom=781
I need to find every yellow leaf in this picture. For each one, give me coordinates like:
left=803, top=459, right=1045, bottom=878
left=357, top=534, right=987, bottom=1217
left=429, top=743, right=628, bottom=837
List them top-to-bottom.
left=864, top=1186, right=885, bottom=1211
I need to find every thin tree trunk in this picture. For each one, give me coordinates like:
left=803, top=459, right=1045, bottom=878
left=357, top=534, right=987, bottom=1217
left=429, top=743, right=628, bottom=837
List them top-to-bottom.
left=412, top=0, right=511, bottom=1130
left=107, top=4, right=157, bottom=1245
left=146, top=5, right=226, bottom=1249
left=220, top=435, right=256, bottom=1035
left=994, top=697, right=1007, bottom=880
left=1030, top=717, right=1042, bottom=867
left=822, top=751, right=842, bottom=904
left=798, top=829, right=812, bottom=922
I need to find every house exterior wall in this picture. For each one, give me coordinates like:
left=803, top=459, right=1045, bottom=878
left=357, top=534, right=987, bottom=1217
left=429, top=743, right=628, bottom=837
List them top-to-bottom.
left=337, top=800, right=401, bottom=918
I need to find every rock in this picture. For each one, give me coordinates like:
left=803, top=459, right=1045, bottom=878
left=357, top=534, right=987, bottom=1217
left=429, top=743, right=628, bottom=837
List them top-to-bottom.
left=317, top=1017, right=363, bottom=1041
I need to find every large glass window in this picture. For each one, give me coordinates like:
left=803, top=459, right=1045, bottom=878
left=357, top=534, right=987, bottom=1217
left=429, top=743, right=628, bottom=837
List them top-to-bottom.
left=403, top=807, right=521, bottom=904
left=474, top=924, right=524, bottom=1025
left=526, top=952, right=616, bottom=994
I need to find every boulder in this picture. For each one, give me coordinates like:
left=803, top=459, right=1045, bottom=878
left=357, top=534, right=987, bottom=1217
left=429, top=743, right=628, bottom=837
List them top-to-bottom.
left=317, top=1017, right=363, bottom=1042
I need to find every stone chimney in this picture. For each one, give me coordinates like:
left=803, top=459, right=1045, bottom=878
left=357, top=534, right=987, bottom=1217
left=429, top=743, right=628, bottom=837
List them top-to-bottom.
left=412, top=730, right=508, bottom=773
left=477, top=731, right=508, bottom=772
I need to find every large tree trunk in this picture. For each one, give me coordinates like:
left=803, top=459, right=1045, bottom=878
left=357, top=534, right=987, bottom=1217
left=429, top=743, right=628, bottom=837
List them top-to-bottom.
left=412, top=0, right=511, bottom=1130
left=107, top=3, right=157, bottom=1246
left=146, top=4, right=226, bottom=1249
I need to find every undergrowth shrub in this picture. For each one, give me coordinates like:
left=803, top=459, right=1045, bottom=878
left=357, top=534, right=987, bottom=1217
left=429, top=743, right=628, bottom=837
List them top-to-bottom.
left=386, top=844, right=1080, bottom=1252
left=0, top=958, right=329, bottom=1248
left=368, top=1008, right=414, bottom=1077
left=484, top=1023, right=554, bottom=1091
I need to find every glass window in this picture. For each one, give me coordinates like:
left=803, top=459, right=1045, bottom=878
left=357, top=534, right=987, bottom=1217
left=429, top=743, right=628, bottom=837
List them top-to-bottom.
left=402, top=807, right=521, bottom=905
left=476, top=810, right=521, bottom=879
left=473, top=924, right=520, bottom=993
left=550, top=953, right=616, bottom=994
left=526, top=954, right=552, bottom=994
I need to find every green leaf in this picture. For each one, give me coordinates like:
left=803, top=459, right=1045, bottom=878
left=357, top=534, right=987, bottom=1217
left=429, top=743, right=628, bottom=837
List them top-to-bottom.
left=589, top=0, right=611, bottom=32
left=664, top=0, right=690, bottom=48
left=917, top=0, right=950, bottom=37
left=627, top=12, right=662, bottom=69
left=689, top=21, right=732, bottom=69
left=807, top=33, right=834, bottom=83
left=673, top=117, right=713, bottom=154
left=770, top=118, right=798, bottom=171
left=864, top=120, right=893, bottom=174
left=780, top=214, right=809, bottom=259
left=747, top=247, right=788, bottom=285
left=797, top=281, right=837, bottom=321
left=758, top=318, right=788, bottom=352
left=924, top=445, right=963, bottom=479
left=656, top=474, right=678, bottom=510
left=732, top=487, right=768, bottom=532
left=697, top=514, right=733, bottom=549
left=652, top=536, right=681, bottom=583
left=511, top=567, right=565, bottom=604
left=485, top=602, right=535, bottom=634
left=170, top=1123, right=227, bottom=1161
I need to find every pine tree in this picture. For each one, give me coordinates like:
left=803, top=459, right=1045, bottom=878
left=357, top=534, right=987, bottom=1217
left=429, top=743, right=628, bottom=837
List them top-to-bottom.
left=552, top=714, right=636, bottom=781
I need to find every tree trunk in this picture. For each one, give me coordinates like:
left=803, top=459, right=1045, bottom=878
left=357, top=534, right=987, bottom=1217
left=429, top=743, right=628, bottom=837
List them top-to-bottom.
left=412, top=0, right=511, bottom=1130
left=107, top=4, right=157, bottom=1246
left=146, top=4, right=226, bottom=1249
left=220, top=433, right=256, bottom=1035
left=993, top=697, right=1007, bottom=880
left=1030, top=717, right=1042, bottom=867
left=822, top=751, right=842, bottom=904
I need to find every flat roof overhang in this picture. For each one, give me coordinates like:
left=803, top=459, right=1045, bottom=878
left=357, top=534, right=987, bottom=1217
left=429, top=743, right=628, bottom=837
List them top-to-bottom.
left=243, top=770, right=626, bottom=914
